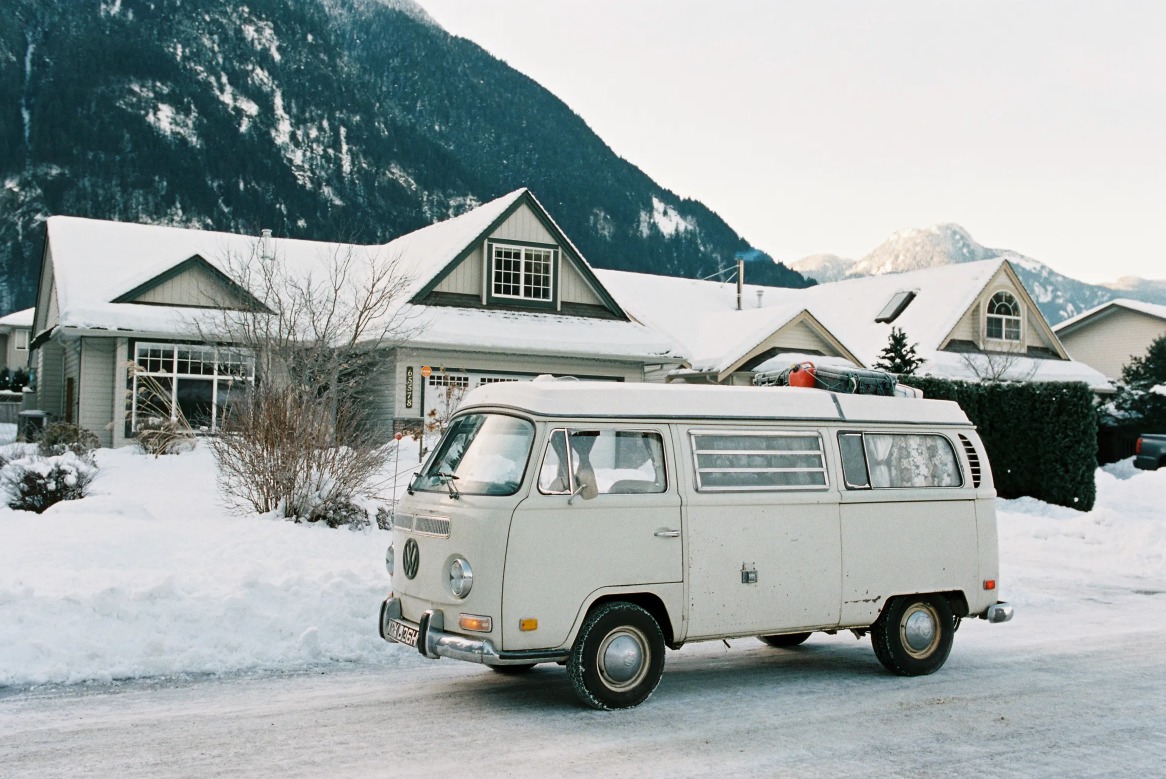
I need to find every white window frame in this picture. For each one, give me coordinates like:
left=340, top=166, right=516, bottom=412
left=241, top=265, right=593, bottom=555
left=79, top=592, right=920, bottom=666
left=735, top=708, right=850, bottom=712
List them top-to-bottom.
left=490, top=243, right=555, bottom=303
left=985, top=291, right=1023, bottom=343
left=14, top=329, right=29, bottom=351
left=131, top=342, right=255, bottom=433
left=689, top=429, right=828, bottom=492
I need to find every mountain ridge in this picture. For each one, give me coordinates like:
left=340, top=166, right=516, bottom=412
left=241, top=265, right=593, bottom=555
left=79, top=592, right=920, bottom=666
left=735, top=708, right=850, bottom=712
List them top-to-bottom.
left=790, top=224, right=1165, bottom=323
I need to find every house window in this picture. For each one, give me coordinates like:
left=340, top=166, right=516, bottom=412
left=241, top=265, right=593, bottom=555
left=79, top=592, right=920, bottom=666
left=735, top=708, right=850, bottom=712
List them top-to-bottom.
left=491, top=244, right=554, bottom=302
left=986, top=291, right=1022, bottom=341
left=14, top=330, right=29, bottom=351
left=131, top=342, right=255, bottom=433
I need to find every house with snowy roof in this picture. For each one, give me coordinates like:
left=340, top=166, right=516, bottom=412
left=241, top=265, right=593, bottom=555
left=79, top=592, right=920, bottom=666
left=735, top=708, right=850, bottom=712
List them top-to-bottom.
left=29, top=189, right=681, bottom=447
left=599, top=258, right=1110, bottom=390
left=1054, top=299, right=1166, bottom=382
left=0, top=307, right=33, bottom=373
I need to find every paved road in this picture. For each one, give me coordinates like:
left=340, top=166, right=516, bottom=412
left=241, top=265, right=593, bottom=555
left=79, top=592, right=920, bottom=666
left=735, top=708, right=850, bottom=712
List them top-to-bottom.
left=3, top=581, right=1164, bottom=778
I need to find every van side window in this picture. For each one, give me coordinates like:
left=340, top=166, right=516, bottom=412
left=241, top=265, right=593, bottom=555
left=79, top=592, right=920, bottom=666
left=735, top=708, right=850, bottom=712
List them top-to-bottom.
left=538, top=429, right=667, bottom=495
left=690, top=430, right=827, bottom=491
left=837, top=432, right=963, bottom=489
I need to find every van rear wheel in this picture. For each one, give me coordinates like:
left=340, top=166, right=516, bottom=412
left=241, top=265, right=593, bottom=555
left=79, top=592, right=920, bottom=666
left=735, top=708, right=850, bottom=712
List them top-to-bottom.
left=871, top=595, right=954, bottom=676
left=568, top=602, right=665, bottom=710
left=759, top=632, right=812, bottom=648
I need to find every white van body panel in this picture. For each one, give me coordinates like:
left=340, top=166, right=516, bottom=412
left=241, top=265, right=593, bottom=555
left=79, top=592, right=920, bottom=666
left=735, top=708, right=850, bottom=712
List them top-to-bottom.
left=384, top=381, right=1008, bottom=674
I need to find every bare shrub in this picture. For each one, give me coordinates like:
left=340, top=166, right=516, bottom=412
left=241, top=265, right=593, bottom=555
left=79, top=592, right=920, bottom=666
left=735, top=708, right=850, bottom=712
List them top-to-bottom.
left=201, top=237, right=420, bottom=525
left=959, top=350, right=1038, bottom=383
left=211, top=384, right=390, bottom=523
left=37, top=422, right=100, bottom=462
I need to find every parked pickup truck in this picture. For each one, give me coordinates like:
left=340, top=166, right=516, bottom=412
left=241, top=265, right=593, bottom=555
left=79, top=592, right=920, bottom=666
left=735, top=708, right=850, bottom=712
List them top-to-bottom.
left=1134, top=434, right=1166, bottom=470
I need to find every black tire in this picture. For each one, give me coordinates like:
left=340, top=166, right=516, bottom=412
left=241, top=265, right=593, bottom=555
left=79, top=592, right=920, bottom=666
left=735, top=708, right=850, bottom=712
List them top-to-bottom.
left=870, top=594, right=955, bottom=676
left=567, top=602, right=665, bottom=710
left=758, top=632, right=812, bottom=648
left=489, top=663, right=537, bottom=675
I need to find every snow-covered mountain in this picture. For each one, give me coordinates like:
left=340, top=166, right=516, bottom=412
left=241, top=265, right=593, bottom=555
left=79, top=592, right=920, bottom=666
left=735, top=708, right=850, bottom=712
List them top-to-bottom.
left=0, top=0, right=809, bottom=315
left=791, top=224, right=1162, bottom=324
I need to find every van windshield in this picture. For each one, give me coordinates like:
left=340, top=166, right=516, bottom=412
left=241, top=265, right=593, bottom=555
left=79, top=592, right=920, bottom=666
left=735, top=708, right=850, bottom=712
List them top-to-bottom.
left=415, top=414, right=534, bottom=496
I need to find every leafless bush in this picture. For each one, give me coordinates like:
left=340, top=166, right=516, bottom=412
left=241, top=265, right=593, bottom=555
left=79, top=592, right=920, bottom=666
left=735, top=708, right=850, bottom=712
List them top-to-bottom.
left=200, top=236, right=420, bottom=524
left=960, top=350, right=1038, bottom=383
left=210, top=383, right=390, bottom=523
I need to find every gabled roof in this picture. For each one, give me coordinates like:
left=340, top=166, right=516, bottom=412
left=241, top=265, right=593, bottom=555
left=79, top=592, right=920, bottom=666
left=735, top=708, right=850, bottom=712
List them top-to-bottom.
left=407, top=189, right=628, bottom=319
left=38, top=192, right=678, bottom=363
left=110, top=254, right=271, bottom=312
left=600, top=259, right=1109, bottom=389
left=1054, top=298, right=1166, bottom=335
left=0, top=307, right=34, bottom=329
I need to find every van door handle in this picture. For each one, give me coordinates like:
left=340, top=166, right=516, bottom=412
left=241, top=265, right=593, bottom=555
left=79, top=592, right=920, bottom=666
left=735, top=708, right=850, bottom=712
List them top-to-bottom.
left=654, top=529, right=680, bottom=538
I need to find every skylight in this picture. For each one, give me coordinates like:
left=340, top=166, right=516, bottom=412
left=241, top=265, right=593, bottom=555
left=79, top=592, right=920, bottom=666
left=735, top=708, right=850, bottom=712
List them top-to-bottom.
left=875, top=291, right=916, bottom=323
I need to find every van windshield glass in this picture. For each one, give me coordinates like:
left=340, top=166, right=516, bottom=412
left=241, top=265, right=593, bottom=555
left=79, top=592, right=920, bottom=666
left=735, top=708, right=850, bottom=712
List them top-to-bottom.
left=416, top=414, right=534, bottom=496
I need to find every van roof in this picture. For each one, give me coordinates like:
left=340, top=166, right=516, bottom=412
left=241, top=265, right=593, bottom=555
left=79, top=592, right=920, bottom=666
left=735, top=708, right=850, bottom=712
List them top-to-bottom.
left=459, top=380, right=972, bottom=427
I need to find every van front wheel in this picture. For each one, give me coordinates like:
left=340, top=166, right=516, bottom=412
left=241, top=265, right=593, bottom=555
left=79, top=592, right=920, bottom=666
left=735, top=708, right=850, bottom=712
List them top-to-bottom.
left=871, top=595, right=954, bottom=676
left=568, top=602, right=665, bottom=710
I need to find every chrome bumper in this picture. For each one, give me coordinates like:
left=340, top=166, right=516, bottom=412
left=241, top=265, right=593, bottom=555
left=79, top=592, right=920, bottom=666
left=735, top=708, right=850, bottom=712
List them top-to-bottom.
left=379, top=597, right=568, bottom=666
left=981, top=601, right=1014, bottom=623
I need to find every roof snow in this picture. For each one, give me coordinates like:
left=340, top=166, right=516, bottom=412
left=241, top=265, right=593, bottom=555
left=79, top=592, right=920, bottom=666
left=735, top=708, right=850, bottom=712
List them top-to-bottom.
left=42, top=189, right=676, bottom=361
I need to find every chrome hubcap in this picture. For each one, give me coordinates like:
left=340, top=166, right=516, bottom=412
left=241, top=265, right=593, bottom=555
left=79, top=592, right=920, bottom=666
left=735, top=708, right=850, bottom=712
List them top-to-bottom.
left=902, top=605, right=939, bottom=657
left=598, top=628, right=649, bottom=690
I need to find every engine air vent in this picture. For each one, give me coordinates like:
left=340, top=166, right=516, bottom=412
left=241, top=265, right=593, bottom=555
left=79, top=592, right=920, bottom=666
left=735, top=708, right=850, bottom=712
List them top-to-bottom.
left=958, top=434, right=982, bottom=488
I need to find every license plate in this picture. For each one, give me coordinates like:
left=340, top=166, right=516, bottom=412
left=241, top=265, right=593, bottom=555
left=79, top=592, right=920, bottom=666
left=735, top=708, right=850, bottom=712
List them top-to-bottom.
left=387, top=618, right=419, bottom=648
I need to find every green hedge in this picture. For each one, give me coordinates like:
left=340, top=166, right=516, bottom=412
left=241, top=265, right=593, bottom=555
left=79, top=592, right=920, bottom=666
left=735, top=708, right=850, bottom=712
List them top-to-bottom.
left=908, top=378, right=1097, bottom=511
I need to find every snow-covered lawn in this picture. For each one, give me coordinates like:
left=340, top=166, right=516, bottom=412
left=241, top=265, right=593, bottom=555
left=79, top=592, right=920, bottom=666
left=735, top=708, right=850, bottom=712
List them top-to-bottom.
left=1, top=443, right=1163, bottom=688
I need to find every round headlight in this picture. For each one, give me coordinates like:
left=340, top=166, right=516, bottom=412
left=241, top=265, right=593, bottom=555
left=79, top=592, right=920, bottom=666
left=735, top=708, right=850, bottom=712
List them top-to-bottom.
left=385, top=544, right=395, bottom=576
left=448, top=557, right=473, bottom=599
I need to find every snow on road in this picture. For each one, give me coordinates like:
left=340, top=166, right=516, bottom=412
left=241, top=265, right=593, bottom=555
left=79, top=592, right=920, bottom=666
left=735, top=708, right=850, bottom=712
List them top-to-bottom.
left=0, top=444, right=1164, bottom=776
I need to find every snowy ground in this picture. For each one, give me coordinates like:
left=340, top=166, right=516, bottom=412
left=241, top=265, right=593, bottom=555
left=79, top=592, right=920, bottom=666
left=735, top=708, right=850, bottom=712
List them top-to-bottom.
left=1, top=445, right=1164, bottom=776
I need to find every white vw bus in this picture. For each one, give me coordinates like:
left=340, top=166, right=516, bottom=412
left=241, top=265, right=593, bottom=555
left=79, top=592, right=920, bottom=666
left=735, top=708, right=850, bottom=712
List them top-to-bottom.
left=379, top=379, right=1013, bottom=710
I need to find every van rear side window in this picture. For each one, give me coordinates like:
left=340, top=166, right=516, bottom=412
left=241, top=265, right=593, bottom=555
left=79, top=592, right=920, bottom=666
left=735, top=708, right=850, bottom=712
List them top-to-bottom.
left=690, top=430, right=827, bottom=491
left=838, top=432, right=962, bottom=489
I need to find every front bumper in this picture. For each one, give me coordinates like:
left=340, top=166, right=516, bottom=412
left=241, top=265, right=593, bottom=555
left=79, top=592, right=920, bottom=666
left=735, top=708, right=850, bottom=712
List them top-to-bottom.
left=379, top=596, right=568, bottom=666
left=980, top=601, right=1014, bottom=623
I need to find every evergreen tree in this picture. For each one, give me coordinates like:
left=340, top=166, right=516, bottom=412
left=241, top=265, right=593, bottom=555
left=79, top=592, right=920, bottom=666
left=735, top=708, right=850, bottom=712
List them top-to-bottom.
left=876, top=327, right=924, bottom=376
left=1113, top=334, right=1166, bottom=431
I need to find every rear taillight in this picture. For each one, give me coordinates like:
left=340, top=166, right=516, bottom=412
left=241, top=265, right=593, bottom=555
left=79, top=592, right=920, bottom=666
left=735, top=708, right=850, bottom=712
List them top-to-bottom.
left=1136, top=438, right=1143, bottom=455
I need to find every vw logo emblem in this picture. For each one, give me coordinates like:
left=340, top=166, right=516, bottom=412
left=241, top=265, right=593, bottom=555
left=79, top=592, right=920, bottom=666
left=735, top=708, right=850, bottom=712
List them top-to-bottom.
left=402, top=538, right=420, bottom=580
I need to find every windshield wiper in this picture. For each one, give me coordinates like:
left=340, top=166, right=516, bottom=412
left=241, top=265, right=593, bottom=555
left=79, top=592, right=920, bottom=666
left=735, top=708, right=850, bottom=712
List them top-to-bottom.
left=437, top=471, right=461, bottom=499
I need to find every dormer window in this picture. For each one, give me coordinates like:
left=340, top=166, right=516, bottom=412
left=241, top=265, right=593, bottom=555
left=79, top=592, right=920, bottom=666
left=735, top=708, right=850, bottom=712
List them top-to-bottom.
left=490, top=243, right=555, bottom=304
left=986, top=291, right=1022, bottom=341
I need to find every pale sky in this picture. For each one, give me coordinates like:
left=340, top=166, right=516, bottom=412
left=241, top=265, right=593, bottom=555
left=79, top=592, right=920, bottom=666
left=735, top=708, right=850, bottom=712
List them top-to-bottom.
left=415, top=0, right=1165, bottom=283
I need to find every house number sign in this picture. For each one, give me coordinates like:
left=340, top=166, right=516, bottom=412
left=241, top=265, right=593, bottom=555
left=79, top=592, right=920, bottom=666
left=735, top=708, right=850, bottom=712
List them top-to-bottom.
left=405, top=366, right=414, bottom=409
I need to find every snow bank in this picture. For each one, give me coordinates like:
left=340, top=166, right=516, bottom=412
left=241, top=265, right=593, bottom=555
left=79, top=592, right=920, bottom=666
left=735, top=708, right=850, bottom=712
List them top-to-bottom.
left=0, top=443, right=424, bottom=687
left=1, top=444, right=1162, bottom=688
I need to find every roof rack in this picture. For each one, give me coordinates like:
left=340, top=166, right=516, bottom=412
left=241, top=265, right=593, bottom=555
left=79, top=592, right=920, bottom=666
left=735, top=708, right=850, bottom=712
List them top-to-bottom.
left=754, top=361, right=903, bottom=397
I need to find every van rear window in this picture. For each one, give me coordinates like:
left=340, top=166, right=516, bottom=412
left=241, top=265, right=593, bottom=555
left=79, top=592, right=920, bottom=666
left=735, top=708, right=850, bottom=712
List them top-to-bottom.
left=690, top=430, right=827, bottom=491
left=838, top=432, right=962, bottom=489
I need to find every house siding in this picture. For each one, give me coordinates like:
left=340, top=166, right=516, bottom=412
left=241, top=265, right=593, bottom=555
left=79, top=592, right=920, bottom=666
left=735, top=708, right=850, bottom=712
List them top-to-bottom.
left=493, top=206, right=556, bottom=244
left=435, top=246, right=483, bottom=297
left=131, top=263, right=240, bottom=308
left=1059, top=308, right=1166, bottom=380
left=79, top=337, right=117, bottom=447
left=61, top=339, right=81, bottom=424
left=111, top=339, right=130, bottom=447
left=35, top=340, right=65, bottom=420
